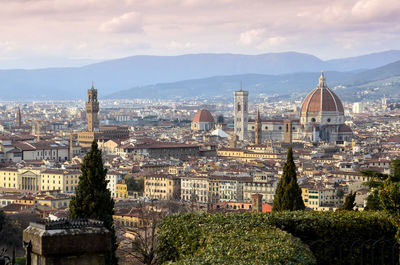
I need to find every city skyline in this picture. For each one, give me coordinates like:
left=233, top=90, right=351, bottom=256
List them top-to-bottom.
left=0, top=0, right=400, bottom=68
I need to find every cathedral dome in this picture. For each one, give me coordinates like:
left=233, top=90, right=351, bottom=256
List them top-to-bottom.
left=301, top=72, right=344, bottom=116
left=192, top=109, right=215, bottom=123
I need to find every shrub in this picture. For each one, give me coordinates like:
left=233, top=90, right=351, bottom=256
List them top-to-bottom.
left=157, top=211, right=397, bottom=265
left=168, top=226, right=316, bottom=265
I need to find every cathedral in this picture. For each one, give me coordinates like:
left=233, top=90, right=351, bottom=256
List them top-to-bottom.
left=234, top=72, right=353, bottom=144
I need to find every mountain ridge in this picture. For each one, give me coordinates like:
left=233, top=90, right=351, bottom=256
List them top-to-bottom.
left=0, top=50, right=400, bottom=100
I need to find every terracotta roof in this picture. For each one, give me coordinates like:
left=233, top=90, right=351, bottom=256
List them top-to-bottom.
left=301, top=72, right=344, bottom=115
left=192, top=109, right=215, bottom=123
left=338, top=124, right=352, bottom=133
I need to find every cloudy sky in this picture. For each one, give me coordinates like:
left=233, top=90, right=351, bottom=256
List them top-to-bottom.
left=0, top=0, right=399, bottom=68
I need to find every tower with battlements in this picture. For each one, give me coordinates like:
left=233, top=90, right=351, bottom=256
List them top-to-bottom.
left=86, top=84, right=99, bottom=132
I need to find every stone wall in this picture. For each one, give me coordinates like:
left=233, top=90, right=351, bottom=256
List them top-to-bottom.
left=23, top=219, right=111, bottom=265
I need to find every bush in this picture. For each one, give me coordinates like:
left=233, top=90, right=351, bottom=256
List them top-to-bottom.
left=157, top=211, right=397, bottom=265
left=168, top=226, right=316, bottom=265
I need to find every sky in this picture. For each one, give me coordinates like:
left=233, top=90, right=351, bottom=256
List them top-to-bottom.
left=0, top=0, right=400, bottom=68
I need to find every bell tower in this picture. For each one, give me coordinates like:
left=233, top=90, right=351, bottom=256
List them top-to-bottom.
left=86, top=83, right=99, bottom=132
left=234, top=89, right=248, bottom=141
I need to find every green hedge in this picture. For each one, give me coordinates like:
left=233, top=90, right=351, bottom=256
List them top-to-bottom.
left=157, top=211, right=397, bottom=264
left=168, top=226, right=315, bottom=265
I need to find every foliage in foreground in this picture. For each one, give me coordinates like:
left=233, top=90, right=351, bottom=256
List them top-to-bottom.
left=69, top=141, right=117, bottom=264
left=273, top=147, right=305, bottom=211
left=362, top=159, right=400, bottom=210
left=339, top=190, right=356, bottom=210
left=157, top=211, right=397, bottom=265
left=168, top=226, right=315, bottom=265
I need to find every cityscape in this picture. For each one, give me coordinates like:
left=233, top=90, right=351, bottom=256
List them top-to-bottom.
left=0, top=0, right=400, bottom=265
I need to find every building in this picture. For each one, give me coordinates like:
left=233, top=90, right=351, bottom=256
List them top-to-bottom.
left=235, top=72, right=353, bottom=143
left=300, top=72, right=352, bottom=142
left=86, top=83, right=100, bottom=132
left=78, top=84, right=129, bottom=147
left=234, top=90, right=248, bottom=141
left=352, top=102, right=364, bottom=114
left=191, top=109, right=215, bottom=131
left=132, top=142, right=200, bottom=160
left=0, top=167, right=80, bottom=193
left=106, top=171, right=123, bottom=197
left=144, top=174, right=181, bottom=200
left=181, top=176, right=209, bottom=204
left=242, top=178, right=277, bottom=203
left=116, top=179, right=128, bottom=198
left=301, top=187, right=344, bottom=211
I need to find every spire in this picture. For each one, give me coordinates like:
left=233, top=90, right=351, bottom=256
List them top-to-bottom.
left=318, top=70, right=327, bottom=88
left=91, top=81, right=95, bottom=90
left=256, top=108, right=261, bottom=122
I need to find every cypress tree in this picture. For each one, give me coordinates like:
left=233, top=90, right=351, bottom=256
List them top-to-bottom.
left=69, top=141, right=118, bottom=264
left=273, top=147, right=305, bottom=211
left=339, top=191, right=356, bottom=211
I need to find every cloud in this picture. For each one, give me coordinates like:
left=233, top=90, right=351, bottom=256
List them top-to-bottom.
left=0, top=0, right=400, bottom=67
left=351, top=0, right=400, bottom=21
left=99, top=12, right=143, bottom=33
left=238, top=29, right=265, bottom=45
left=257, top=37, right=287, bottom=49
left=166, top=41, right=194, bottom=49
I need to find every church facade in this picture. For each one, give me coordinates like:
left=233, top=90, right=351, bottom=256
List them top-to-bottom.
left=234, top=72, right=353, bottom=143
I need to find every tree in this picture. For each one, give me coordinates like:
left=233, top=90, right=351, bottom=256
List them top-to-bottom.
left=217, top=115, right=224, bottom=124
left=69, top=141, right=118, bottom=265
left=273, top=147, right=305, bottom=211
left=362, top=160, right=400, bottom=210
left=127, top=177, right=144, bottom=192
left=378, top=178, right=400, bottom=241
left=379, top=178, right=400, bottom=218
left=336, top=188, right=345, bottom=200
left=364, top=190, right=382, bottom=211
left=339, top=191, right=356, bottom=211
left=0, top=210, right=5, bottom=232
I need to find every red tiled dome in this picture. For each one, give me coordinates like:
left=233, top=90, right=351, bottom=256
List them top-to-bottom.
left=301, top=72, right=344, bottom=115
left=192, top=109, right=215, bottom=123
left=338, top=124, right=352, bottom=133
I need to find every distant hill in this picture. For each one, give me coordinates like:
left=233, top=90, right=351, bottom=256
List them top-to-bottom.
left=1, top=50, right=400, bottom=100
left=107, top=60, right=400, bottom=102
left=335, top=60, right=400, bottom=101
left=106, top=71, right=353, bottom=100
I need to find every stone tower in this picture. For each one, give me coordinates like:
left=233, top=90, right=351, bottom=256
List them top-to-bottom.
left=86, top=83, right=99, bottom=132
left=234, top=89, right=248, bottom=141
left=17, top=107, right=22, bottom=127
left=254, top=109, right=262, bottom=144
left=283, top=119, right=293, bottom=144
